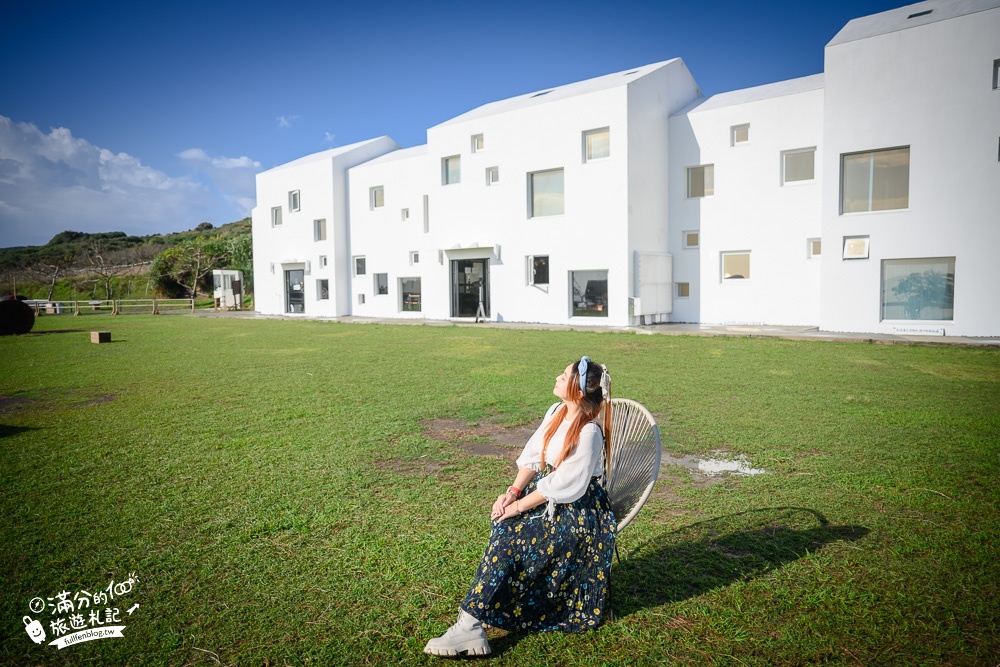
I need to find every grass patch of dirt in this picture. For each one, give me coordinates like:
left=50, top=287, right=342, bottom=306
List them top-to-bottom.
left=0, top=394, right=36, bottom=415
left=421, top=416, right=537, bottom=461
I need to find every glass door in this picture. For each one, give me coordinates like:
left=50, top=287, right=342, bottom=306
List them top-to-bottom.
left=451, top=259, right=489, bottom=318
left=285, top=269, right=305, bottom=313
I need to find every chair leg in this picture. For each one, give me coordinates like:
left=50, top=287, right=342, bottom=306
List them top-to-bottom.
left=607, top=568, right=616, bottom=622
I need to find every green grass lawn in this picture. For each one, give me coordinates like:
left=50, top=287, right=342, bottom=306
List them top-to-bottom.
left=1, top=314, right=998, bottom=666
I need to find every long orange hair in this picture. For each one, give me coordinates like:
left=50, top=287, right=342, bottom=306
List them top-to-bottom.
left=540, top=359, right=612, bottom=469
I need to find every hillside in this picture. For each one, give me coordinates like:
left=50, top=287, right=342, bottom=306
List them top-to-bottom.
left=0, top=218, right=251, bottom=271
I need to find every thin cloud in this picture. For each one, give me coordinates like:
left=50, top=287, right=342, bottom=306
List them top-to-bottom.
left=276, top=114, right=301, bottom=129
left=322, top=131, right=337, bottom=144
left=178, top=146, right=261, bottom=220
left=179, top=147, right=261, bottom=169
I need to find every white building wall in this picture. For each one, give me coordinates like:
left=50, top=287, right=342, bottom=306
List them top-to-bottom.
left=821, top=2, right=1000, bottom=336
left=347, top=60, right=700, bottom=328
left=627, top=60, right=702, bottom=324
left=669, top=80, right=824, bottom=325
left=350, top=87, right=638, bottom=325
left=433, top=88, right=634, bottom=326
left=251, top=138, right=399, bottom=317
left=347, top=147, right=432, bottom=318
left=252, top=159, right=334, bottom=317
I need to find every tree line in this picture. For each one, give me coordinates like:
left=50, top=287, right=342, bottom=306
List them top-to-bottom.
left=0, top=220, right=253, bottom=301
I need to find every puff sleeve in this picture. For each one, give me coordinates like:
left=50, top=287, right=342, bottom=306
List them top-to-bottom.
left=515, top=403, right=560, bottom=471
left=535, top=423, right=604, bottom=511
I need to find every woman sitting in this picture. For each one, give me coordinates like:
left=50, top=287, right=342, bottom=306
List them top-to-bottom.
left=425, top=356, right=616, bottom=657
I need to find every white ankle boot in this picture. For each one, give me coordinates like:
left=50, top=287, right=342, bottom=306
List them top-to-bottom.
left=423, top=610, right=492, bottom=657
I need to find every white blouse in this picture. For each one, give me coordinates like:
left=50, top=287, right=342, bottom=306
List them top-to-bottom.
left=516, top=403, right=605, bottom=515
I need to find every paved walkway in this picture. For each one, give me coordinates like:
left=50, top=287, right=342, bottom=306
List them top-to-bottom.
left=194, top=309, right=1000, bottom=347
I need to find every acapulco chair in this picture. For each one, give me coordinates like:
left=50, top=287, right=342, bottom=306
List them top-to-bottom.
left=603, top=398, right=662, bottom=621
left=604, top=398, right=662, bottom=533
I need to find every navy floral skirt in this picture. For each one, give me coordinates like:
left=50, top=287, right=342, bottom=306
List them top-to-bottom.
left=460, top=469, right=616, bottom=632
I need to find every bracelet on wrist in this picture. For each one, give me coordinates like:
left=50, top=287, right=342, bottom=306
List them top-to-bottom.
left=507, top=485, right=522, bottom=498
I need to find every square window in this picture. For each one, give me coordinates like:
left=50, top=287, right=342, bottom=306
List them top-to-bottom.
left=731, top=124, right=750, bottom=146
left=583, top=128, right=610, bottom=161
left=472, top=134, right=484, bottom=152
left=841, top=147, right=909, bottom=213
left=782, top=148, right=816, bottom=184
left=443, top=156, right=461, bottom=185
left=687, top=165, right=714, bottom=198
left=486, top=166, right=499, bottom=186
left=529, top=168, right=564, bottom=217
left=370, top=186, right=384, bottom=209
left=289, top=190, right=300, bottom=212
left=271, top=206, right=282, bottom=227
left=401, top=208, right=410, bottom=221
left=313, top=218, right=327, bottom=241
left=683, top=231, right=699, bottom=249
left=843, top=236, right=870, bottom=260
left=807, top=239, right=822, bottom=258
left=410, top=251, right=420, bottom=265
left=721, top=252, right=750, bottom=281
left=319, top=255, right=328, bottom=268
left=528, top=255, right=549, bottom=285
left=353, top=256, right=366, bottom=276
left=881, top=257, right=955, bottom=321
left=571, top=270, right=608, bottom=317
left=374, top=273, right=388, bottom=295
left=401, top=277, right=421, bottom=311
left=316, top=279, right=329, bottom=300
left=676, top=282, right=690, bottom=298
left=358, top=293, right=366, bottom=305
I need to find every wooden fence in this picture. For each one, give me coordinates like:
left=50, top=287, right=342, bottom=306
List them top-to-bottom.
left=30, top=299, right=195, bottom=316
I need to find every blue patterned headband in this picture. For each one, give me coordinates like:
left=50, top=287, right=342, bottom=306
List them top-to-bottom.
left=578, top=356, right=590, bottom=393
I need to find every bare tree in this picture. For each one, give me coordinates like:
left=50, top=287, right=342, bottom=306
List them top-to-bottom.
left=87, top=240, right=129, bottom=300
left=27, top=251, right=78, bottom=301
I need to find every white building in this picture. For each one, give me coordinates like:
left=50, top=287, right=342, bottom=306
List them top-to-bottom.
left=252, top=0, right=1000, bottom=337
left=252, top=137, right=400, bottom=318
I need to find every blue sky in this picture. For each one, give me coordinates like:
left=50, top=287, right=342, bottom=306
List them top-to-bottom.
left=0, top=0, right=910, bottom=249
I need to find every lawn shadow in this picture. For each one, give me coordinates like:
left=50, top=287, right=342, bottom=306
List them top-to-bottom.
left=25, top=328, right=90, bottom=335
left=0, top=424, right=39, bottom=439
left=609, top=506, right=868, bottom=618
left=485, top=507, right=865, bottom=657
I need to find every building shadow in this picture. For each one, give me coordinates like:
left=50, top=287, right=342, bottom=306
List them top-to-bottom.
left=609, top=507, right=867, bottom=618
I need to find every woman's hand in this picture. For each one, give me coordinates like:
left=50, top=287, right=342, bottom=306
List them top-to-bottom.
left=490, top=492, right=516, bottom=521
left=497, top=500, right=523, bottom=522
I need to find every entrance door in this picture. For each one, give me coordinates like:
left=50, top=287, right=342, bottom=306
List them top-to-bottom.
left=451, top=259, right=489, bottom=318
left=285, top=269, right=305, bottom=313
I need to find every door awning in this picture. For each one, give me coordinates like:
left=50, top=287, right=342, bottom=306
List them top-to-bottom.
left=443, top=243, right=501, bottom=260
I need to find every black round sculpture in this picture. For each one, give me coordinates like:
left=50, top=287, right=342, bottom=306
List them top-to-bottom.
left=0, top=298, right=35, bottom=335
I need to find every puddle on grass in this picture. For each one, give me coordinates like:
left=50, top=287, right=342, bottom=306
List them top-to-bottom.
left=664, top=453, right=767, bottom=477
